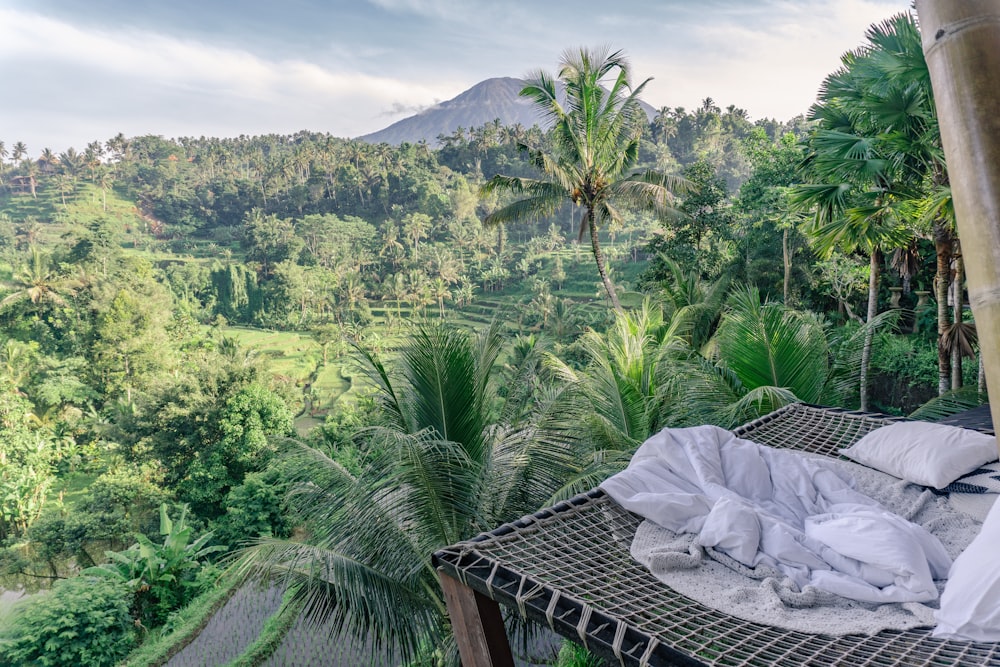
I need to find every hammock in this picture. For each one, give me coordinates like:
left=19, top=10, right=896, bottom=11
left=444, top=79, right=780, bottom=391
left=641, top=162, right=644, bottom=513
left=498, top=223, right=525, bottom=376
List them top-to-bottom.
left=433, top=403, right=1000, bottom=667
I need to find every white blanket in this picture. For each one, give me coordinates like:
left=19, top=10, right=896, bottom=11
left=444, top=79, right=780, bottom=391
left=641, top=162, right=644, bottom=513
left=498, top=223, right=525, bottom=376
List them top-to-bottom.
left=600, top=425, right=952, bottom=604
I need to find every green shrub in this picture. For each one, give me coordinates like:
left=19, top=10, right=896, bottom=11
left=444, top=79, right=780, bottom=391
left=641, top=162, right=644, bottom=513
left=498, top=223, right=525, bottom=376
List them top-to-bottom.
left=870, top=333, right=938, bottom=413
left=82, top=461, right=170, bottom=540
left=212, top=470, right=291, bottom=548
left=0, top=576, right=136, bottom=667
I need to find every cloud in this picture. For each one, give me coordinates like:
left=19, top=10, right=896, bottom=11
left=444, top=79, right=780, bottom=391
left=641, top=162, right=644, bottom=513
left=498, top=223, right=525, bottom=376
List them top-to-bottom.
left=0, top=0, right=913, bottom=152
left=363, top=0, right=472, bottom=19
left=628, top=0, right=913, bottom=118
left=0, top=8, right=449, bottom=150
left=379, top=101, right=436, bottom=118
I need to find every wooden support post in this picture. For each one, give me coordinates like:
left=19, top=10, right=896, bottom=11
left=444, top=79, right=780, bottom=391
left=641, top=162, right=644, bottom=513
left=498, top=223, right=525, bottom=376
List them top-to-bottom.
left=438, top=570, right=515, bottom=667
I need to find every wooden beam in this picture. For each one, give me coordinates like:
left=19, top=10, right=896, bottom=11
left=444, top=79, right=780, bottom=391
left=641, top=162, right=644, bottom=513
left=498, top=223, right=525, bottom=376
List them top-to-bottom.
left=916, top=0, right=1000, bottom=455
left=439, top=570, right=515, bottom=667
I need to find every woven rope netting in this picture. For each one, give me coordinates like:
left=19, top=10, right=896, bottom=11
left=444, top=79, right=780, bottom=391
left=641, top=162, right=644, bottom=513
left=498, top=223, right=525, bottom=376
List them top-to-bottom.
left=434, top=404, right=1000, bottom=667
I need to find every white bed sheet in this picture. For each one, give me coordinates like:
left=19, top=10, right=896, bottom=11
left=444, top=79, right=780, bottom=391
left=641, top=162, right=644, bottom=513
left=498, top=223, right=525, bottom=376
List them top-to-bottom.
left=600, top=425, right=952, bottom=604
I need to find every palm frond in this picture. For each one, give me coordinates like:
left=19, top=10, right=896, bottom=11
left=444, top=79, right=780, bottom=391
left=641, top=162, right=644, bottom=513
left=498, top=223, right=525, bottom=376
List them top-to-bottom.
left=482, top=192, right=566, bottom=227
left=714, top=286, right=829, bottom=404
left=823, top=309, right=899, bottom=403
left=941, top=321, right=977, bottom=360
left=721, top=386, right=802, bottom=428
left=908, top=387, right=988, bottom=421
left=231, top=540, right=440, bottom=664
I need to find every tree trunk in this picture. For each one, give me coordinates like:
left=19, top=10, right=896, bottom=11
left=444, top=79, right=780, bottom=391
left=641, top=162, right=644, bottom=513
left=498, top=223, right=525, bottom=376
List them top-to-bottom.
left=917, top=0, right=1000, bottom=454
left=588, top=208, right=623, bottom=313
left=934, top=225, right=953, bottom=394
left=782, top=226, right=792, bottom=304
left=952, top=247, right=965, bottom=390
left=859, top=249, right=880, bottom=412
left=980, top=351, right=987, bottom=394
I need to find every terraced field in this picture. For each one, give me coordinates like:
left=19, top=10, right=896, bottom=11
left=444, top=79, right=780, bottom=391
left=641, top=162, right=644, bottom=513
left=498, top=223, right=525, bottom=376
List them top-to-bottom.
left=219, top=252, right=631, bottom=437
left=156, top=579, right=560, bottom=666
left=165, top=583, right=285, bottom=667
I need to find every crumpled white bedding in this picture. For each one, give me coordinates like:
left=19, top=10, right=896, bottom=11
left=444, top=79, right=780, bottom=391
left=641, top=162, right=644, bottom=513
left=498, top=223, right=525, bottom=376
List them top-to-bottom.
left=600, top=425, right=953, bottom=604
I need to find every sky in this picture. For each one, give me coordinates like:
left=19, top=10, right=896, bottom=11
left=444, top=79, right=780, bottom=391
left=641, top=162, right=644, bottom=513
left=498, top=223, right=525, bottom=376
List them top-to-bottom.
left=1, top=0, right=913, bottom=154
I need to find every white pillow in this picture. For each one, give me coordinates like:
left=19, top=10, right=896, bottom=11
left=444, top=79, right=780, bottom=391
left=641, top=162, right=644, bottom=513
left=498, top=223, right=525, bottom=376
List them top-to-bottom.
left=839, top=421, right=998, bottom=490
left=934, top=496, right=1000, bottom=641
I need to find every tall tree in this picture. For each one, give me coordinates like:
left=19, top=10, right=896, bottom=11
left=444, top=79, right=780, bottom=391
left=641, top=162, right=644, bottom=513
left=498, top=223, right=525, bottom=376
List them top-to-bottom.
left=793, top=15, right=927, bottom=410
left=481, top=46, right=686, bottom=312
left=735, top=129, right=809, bottom=304
left=1, top=247, right=80, bottom=308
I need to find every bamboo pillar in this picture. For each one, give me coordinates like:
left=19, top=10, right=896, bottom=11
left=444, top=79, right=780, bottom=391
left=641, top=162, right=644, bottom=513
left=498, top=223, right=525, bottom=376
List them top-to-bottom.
left=916, top=0, right=1000, bottom=453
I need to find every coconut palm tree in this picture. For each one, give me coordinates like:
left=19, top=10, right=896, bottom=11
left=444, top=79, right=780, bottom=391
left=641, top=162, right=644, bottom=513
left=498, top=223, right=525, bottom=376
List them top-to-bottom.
left=481, top=46, right=687, bottom=313
left=11, top=142, right=27, bottom=163
left=18, top=159, right=38, bottom=199
left=1, top=247, right=81, bottom=308
left=655, top=255, right=729, bottom=351
left=665, top=286, right=896, bottom=427
left=233, top=320, right=577, bottom=665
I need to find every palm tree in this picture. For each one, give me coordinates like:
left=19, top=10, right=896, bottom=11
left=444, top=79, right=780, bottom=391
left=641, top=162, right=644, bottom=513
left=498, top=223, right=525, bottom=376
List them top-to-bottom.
left=844, top=14, right=953, bottom=395
left=792, top=17, right=924, bottom=410
left=481, top=47, right=687, bottom=312
left=37, top=148, right=57, bottom=174
left=18, top=159, right=38, bottom=199
left=94, top=166, right=113, bottom=212
left=791, top=188, right=909, bottom=411
left=1, top=247, right=81, bottom=308
left=655, top=255, right=729, bottom=351
left=431, top=277, right=450, bottom=317
left=665, top=286, right=895, bottom=427
left=233, top=321, right=576, bottom=664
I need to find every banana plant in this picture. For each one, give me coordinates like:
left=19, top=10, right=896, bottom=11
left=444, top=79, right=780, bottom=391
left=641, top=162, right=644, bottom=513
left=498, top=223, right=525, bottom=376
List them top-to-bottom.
left=85, top=503, right=226, bottom=626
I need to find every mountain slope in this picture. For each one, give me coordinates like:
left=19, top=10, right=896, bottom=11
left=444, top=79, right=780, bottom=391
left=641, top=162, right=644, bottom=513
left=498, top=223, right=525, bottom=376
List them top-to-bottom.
left=359, top=77, right=656, bottom=146
left=359, top=78, right=536, bottom=146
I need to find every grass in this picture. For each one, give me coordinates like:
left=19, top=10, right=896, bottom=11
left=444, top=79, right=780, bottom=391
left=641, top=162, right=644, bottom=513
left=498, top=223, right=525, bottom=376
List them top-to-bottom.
left=2, top=181, right=145, bottom=235
left=221, top=327, right=358, bottom=419
left=46, top=471, right=100, bottom=511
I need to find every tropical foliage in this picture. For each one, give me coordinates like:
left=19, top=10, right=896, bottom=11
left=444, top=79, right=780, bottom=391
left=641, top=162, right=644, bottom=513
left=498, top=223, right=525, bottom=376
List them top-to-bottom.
left=793, top=12, right=952, bottom=407
left=233, top=320, right=577, bottom=664
left=85, top=504, right=226, bottom=627
left=0, top=576, right=136, bottom=667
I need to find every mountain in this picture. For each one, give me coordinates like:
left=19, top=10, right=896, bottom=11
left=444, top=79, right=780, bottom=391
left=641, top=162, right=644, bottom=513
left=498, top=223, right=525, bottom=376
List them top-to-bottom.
left=358, top=76, right=657, bottom=146
left=358, top=78, right=536, bottom=146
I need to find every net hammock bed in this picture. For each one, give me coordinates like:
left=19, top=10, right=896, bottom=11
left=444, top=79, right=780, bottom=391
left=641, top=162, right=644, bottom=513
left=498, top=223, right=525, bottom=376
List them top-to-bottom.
left=432, top=403, right=1000, bottom=667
